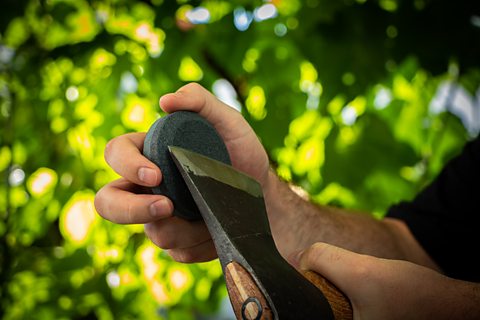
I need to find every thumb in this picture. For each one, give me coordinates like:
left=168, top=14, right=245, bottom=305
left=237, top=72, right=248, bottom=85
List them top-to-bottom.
left=159, top=83, right=244, bottom=137
left=298, top=242, right=369, bottom=294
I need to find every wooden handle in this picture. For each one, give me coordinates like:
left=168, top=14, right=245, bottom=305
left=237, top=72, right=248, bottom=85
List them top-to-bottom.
left=224, top=261, right=352, bottom=319
left=225, top=261, right=273, bottom=319
left=302, top=270, right=353, bottom=320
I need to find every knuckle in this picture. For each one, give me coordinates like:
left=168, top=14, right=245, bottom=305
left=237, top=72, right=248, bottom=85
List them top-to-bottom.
left=182, top=82, right=203, bottom=93
left=104, top=138, right=117, bottom=163
left=93, top=189, right=115, bottom=223
left=94, top=190, right=116, bottom=222
left=93, top=191, right=105, bottom=216
left=125, top=198, right=134, bottom=224
left=145, top=223, right=176, bottom=249
left=306, top=242, right=328, bottom=261
left=311, top=242, right=327, bottom=252
left=302, top=243, right=341, bottom=269
left=168, top=249, right=195, bottom=263
left=304, top=250, right=319, bottom=267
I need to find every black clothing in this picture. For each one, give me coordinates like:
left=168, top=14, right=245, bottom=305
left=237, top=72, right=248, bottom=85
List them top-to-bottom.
left=387, top=136, right=480, bottom=282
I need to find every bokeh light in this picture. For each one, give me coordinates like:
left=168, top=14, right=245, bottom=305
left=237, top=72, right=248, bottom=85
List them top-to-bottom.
left=1, top=0, right=478, bottom=319
left=60, top=191, right=97, bottom=244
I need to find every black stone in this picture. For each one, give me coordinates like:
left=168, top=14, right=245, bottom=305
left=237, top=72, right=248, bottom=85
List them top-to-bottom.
left=143, top=111, right=231, bottom=220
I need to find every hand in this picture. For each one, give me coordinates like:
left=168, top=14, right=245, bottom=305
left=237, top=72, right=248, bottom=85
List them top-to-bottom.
left=95, top=83, right=270, bottom=262
left=295, top=242, right=480, bottom=320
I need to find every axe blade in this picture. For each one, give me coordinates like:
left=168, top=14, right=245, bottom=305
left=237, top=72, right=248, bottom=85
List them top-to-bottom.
left=169, top=146, right=338, bottom=320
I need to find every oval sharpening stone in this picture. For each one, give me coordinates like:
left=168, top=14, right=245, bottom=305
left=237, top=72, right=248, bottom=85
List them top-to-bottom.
left=143, top=111, right=231, bottom=220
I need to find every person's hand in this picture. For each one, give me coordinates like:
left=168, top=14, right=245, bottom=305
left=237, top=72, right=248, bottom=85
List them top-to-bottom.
left=95, top=83, right=270, bottom=262
left=294, top=242, right=480, bottom=320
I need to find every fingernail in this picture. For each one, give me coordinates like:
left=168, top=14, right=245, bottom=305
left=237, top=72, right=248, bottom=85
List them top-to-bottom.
left=138, top=167, right=158, bottom=185
left=149, top=199, right=172, bottom=218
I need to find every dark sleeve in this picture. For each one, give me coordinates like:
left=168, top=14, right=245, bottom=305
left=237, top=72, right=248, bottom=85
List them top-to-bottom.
left=386, top=135, right=480, bottom=282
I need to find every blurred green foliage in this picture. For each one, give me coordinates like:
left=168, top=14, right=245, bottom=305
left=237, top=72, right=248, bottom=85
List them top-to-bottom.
left=1, top=0, right=479, bottom=318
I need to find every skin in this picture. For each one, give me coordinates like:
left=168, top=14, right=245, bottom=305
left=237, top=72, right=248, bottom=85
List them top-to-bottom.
left=94, top=83, right=480, bottom=318
left=294, top=243, right=480, bottom=320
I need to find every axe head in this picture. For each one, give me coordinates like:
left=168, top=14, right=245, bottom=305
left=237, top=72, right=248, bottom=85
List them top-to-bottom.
left=169, top=146, right=335, bottom=320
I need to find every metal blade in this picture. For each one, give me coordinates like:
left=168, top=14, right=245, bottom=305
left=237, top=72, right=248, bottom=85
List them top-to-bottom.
left=169, top=146, right=334, bottom=319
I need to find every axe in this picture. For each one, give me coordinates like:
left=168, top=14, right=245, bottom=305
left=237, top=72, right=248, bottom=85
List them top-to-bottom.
left=144, top=111, right=353, bottom=319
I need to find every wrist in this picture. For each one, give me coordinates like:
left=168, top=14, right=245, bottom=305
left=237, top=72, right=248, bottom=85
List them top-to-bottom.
left=262, top=169, right=304, bottom=257
left=262, top=169, right=277, bottom=203
left=263, top=169, right=291, bottom=221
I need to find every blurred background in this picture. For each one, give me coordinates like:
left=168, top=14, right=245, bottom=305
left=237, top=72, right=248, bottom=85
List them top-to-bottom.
left=1, top=0, right=479, bottom=319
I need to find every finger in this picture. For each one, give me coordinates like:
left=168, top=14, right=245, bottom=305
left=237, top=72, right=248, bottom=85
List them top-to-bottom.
left=159, top=83, right=247, bottom=142
left=159, top=83, right=269, bottom=181
left=104, top=132, right=161, bottom=187
left=94, top=178, right=173, bottom=224
left=144, top=217, right=211, bottom=250
left=167, top=240, right=218, bottom=263
left=298, top=242, right=372, bottom=294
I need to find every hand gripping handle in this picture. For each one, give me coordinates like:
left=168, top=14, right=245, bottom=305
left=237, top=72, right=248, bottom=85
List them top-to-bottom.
left=224, top=261, right=353, bottom=320
left=302, top=270, right=353, bottom=319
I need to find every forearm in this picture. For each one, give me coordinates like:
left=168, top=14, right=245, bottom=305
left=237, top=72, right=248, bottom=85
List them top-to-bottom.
left=264, top=170, right=439, bottom=270
left=444, top=279, right=480, bottom=319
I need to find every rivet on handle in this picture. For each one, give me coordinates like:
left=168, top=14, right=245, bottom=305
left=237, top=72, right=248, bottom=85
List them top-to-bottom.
left=241, top=296, right=263, bottom=320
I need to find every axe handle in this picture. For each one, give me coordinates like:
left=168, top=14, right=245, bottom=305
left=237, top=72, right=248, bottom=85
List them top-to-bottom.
left=225, top=261, right=353, bottom=320
left=225, top=261, right=273, bottom=319
left=302, top=270, right=353, bottom=319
